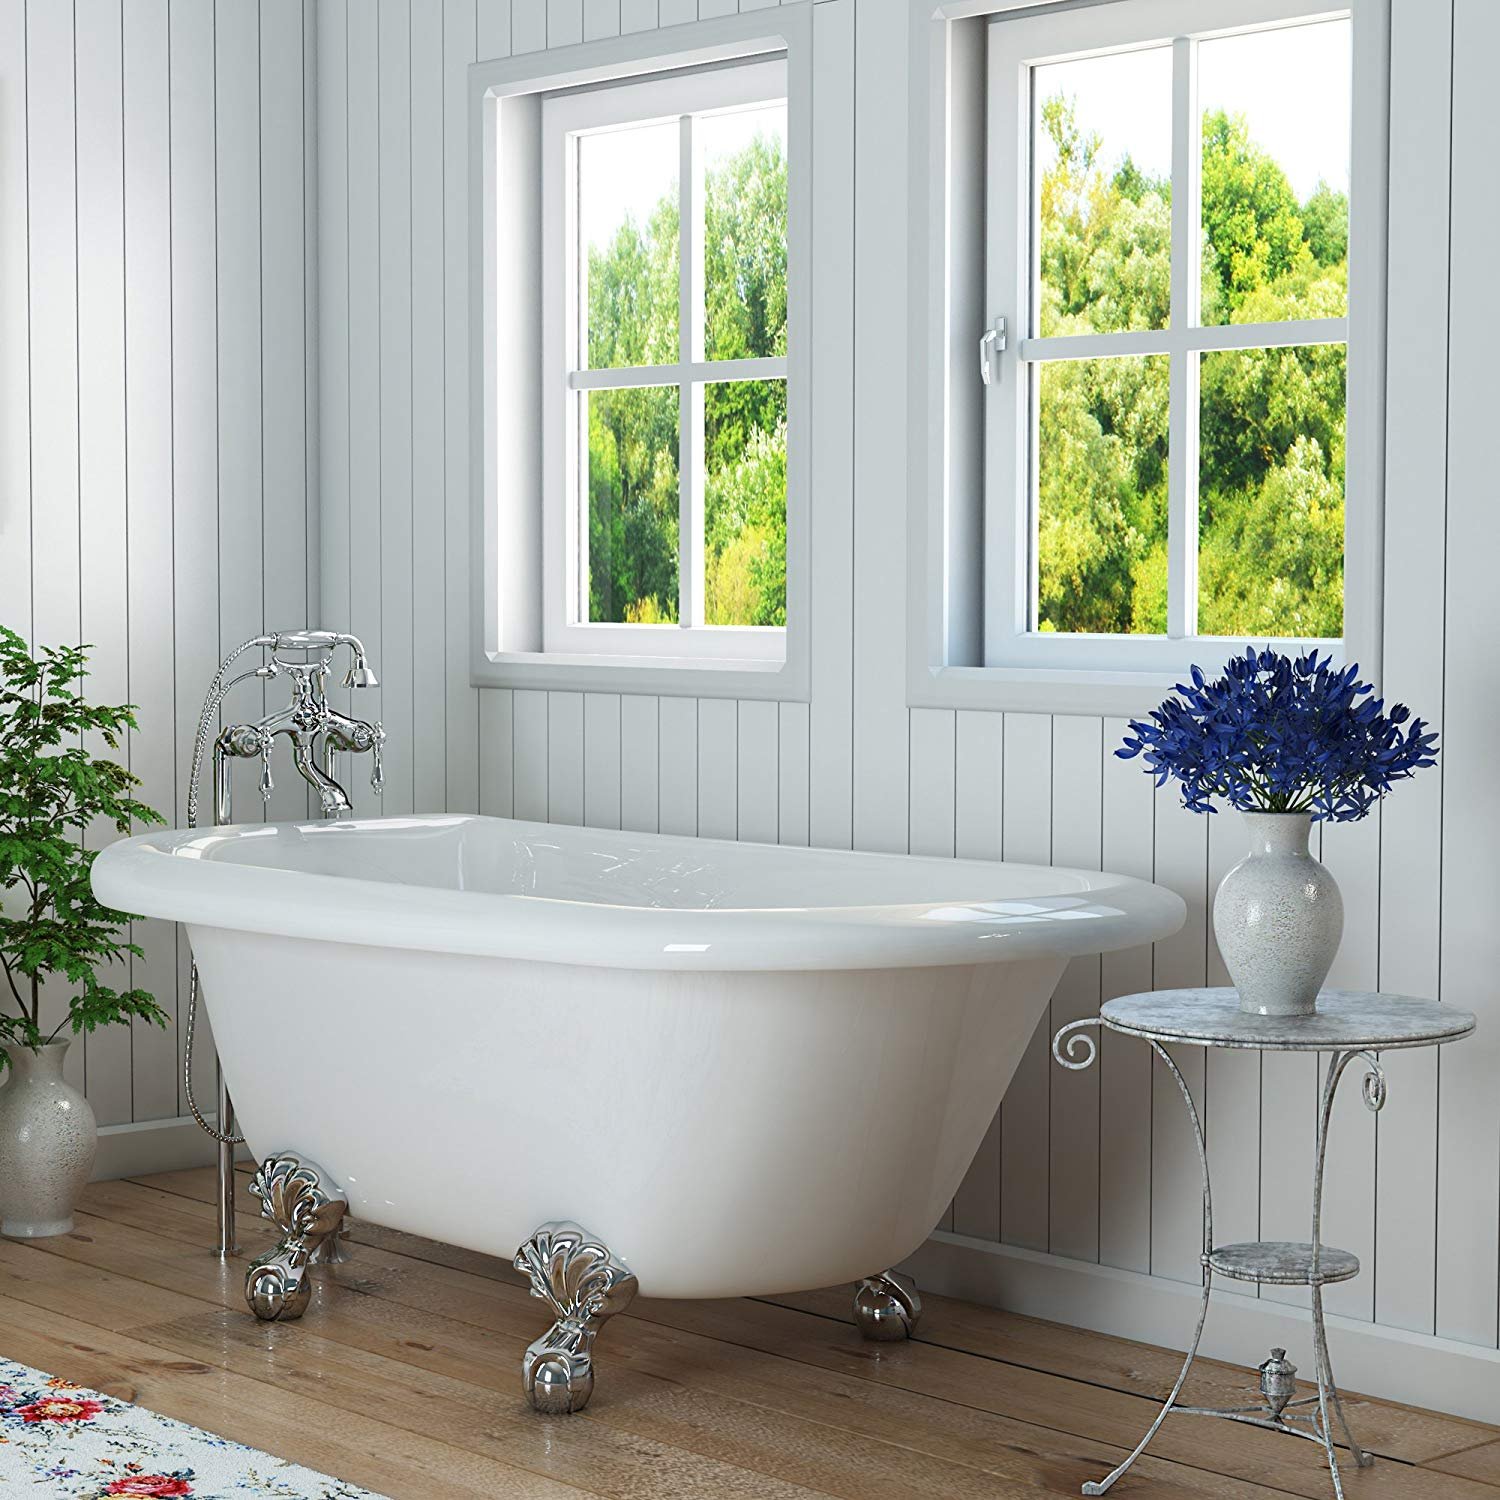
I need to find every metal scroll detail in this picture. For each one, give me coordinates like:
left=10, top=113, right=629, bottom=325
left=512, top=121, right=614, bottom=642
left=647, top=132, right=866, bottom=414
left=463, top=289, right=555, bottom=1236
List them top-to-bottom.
left=1052, top=1017, right=1102, bottom=1071
left=243, top=1154, right=349, bottom=1323
left=515, top=1221, right=639, bottom=1415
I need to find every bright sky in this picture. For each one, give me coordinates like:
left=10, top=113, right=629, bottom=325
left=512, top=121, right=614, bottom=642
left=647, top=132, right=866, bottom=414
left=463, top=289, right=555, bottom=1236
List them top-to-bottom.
left=1035, top=17, right=1351, bottom=201
left=578, top=102, right=787, bottom=258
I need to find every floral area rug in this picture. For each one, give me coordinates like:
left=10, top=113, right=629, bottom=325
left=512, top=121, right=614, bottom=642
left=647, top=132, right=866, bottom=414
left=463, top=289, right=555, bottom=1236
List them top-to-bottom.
left=0, top=1357, right=386, bottom=1498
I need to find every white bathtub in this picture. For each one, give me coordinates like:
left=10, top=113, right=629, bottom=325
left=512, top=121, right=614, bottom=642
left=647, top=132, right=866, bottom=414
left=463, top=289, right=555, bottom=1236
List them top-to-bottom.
left=95, top=814, right=1183, bottom=1299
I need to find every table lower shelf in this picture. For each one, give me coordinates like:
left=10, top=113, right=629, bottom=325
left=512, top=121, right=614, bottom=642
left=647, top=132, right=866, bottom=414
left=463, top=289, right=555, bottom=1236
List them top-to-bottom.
left=1207, top=1241, right=1359, bottom=1286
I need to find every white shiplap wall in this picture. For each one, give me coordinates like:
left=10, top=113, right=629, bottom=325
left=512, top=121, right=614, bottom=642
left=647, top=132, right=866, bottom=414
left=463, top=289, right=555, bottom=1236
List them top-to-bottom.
left=0, top=0, right=319, bottom=1133
left=316, top=0, right=1500, bottom=1378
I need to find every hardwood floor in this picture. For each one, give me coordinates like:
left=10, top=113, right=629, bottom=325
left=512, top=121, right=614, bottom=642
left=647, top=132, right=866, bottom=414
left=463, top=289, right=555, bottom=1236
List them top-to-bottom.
left=0, top=1167, right=1493, bottom=1498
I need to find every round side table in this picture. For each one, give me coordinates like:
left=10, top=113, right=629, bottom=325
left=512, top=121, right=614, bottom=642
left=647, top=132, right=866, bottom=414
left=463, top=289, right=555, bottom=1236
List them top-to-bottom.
left=1052, top=988, right=1476, bottom=1500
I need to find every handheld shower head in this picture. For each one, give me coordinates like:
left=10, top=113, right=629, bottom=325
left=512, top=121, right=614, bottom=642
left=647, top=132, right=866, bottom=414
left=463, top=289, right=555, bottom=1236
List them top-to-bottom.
left=344, top=654, right=379, bottom=690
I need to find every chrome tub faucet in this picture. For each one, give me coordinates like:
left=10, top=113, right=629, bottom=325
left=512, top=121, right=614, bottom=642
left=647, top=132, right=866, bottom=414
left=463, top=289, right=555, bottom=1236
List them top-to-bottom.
left=213, top=630, right=384, bottom=823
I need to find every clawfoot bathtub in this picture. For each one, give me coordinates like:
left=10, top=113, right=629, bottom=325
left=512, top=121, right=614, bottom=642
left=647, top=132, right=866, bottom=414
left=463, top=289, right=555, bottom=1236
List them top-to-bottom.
left=95, top=814, right=1184, bottom=1411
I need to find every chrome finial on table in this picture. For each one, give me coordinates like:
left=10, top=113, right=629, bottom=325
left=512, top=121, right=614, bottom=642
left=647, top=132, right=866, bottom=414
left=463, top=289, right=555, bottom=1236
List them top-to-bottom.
left=1055, top=988, right=1475, bottom=1500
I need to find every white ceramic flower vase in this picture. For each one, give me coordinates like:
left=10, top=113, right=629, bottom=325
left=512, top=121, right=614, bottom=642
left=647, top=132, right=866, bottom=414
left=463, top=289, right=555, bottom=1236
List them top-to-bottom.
left=1213, top=811, right=1343, bottom=1018
left=0, top=1038, right=97, bottom=1237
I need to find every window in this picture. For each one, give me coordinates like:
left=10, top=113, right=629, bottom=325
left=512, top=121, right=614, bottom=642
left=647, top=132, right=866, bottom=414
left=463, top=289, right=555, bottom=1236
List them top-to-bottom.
left=974, top=0, right=1377, bottom=680
left=541, top=61, right=789, bottom=663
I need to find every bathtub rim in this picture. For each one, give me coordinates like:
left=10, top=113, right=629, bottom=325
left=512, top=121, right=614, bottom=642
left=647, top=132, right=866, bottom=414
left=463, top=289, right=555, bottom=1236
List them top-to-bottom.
left=93, top=814, right=1186, bottom=972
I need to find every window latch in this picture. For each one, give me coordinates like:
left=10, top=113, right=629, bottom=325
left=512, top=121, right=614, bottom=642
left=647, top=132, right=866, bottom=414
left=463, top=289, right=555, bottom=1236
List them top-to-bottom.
left=979, top=317, right=1007, bottom=386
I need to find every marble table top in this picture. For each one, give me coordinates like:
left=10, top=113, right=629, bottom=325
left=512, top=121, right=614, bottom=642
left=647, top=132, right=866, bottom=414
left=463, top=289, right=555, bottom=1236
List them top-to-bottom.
left=1100, top=987, right=1476, bottom=1051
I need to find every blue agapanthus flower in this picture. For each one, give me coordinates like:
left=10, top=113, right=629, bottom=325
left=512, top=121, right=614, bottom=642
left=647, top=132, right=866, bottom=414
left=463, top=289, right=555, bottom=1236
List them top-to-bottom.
left=1117, top=648, right=1438, bottom=821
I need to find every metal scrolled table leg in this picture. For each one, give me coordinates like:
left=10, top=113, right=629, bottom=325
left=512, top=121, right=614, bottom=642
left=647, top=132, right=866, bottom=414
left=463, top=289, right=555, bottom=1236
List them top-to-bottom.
left=1053, top=1022, right=1216, bottom=1496
left=1307, top=1048, right=1381, bottom=1497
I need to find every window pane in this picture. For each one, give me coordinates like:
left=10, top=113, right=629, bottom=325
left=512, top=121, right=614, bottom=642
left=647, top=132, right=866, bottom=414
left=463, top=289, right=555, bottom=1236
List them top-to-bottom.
left=1199, top=21, right=1351, bottom=326
left=1033, top=47, right=1172, bottom=337
left=702, top=103, right=788, bottom=362
left=580, top=121, right=679, bottom=369
left=1198, top=344, right=1346, bottom=638
left=1035, top=354, right=1169, bottom=634
left=704, top=378, right=787, bottom=626
left=585, top=385, right=680, bottom=624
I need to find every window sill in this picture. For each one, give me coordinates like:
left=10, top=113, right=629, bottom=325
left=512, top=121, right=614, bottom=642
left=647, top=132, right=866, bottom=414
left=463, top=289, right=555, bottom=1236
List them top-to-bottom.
left=472, top=648, right=807, bottom=702
left=907, top=664, right=1186, bottom=719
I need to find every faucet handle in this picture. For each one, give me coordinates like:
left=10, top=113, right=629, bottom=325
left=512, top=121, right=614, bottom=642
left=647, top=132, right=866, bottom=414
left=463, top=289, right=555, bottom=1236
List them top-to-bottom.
left=370, top=723, right=386, bottom=797
left=259, top=739, right=275, bottom=803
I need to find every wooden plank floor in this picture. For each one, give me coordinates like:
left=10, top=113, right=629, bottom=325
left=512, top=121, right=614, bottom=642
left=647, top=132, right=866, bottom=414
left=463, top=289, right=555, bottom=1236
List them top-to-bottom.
left=0, top=1167, right=1493, bottom=1498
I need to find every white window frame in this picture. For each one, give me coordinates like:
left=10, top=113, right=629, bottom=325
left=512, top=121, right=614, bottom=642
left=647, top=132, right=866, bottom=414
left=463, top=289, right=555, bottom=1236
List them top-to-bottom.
left=906, top=0, right=1388, bottom=713
left=469, top=9, right=814, bottom=702
left=541, top=60, right=789, bottom=664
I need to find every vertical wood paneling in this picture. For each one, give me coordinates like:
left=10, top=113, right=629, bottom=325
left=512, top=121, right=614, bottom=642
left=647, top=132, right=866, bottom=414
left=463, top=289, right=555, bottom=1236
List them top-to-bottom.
left=0, top=0, right=30, bottom=639
left=3, top=0, right=317, bottom=1126
left=26, top=0, right=84, bottom=1090
left=76, top=0, right=133, bottom=1123
left=123, top=0, right=180, bottom=1124
left=168, top=0, right=222, bottom=1117
left=215, top=0, right=267, bottom=822
left=262, top=0, right=312, bottom=822
left=319, top=0, right=352, bottom=726
left=346, top=0, right=384, bottom=817
left=378, top=0, right=414, bottom=816
left=411, top=0, right=447, bottom=813
left=443, top=0, right=480, bottom=813
left=477, top=0, right=511, bottom=57
left=511, top=0, right=546, bottom=53
left=547, top=0, right=583, bottom=47
left=583, top=0, right=620, bottom=41
left=620, top=0, right=656, bottom=33
left=806, top=0, right=855, bottom=853
left=850, top=0, right=907, bottom=858
left=1374, top=0, right=1451, bottom=1337
left=1437, top=0, right=1500, bottom=1349
left=478, top=688, right=514, bottom=816
left=512, top=688, right=548, bottom=819
left=547, top=691, right=584, bottom=824
left=584, top=692, right=622, bottom=829
left=620, top=695, right=660, bottom=832
left=658, top=697, right=697, bottom=836
left=697, top=698, right=737, bottom=840
left=737, top=699, right=779, bottom=843
left=777, top=701, right=810, bottom=847
left=908, top=709, right=955, bottom=857
left=951, top=709, right=1004, bottom=1241
left=954, top=711, right=1003, bottom=860
left=999, top=713, right=1051, bottom=1250
left=1049, top=716, right=1101, bottom=1263
left=1098, top=721, right=1154, bottom=1273
left=1150, top=795, right=1209, bottom=1286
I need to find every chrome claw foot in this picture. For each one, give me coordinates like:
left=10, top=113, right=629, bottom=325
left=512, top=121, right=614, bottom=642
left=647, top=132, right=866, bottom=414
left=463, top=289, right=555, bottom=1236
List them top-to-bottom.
left=243, top=1154, right=349, bottom=1322
left=515, top=1221, right=637, bottom=1415
left=853, top=1270, right=921, bottom=1342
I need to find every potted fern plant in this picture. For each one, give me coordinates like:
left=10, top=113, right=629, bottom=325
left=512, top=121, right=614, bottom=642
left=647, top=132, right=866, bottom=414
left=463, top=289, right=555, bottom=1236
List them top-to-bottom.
left=0, top=627, right=168, bottom=1236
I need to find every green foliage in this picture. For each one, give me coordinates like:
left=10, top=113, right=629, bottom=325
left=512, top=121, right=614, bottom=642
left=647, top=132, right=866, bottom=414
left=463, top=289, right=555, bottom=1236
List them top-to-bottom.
left=1036, top=95, right=1349, bottom=636
left=585, top=129, right=788, bottom=627
left=0, top=628, right=168, bottom=1069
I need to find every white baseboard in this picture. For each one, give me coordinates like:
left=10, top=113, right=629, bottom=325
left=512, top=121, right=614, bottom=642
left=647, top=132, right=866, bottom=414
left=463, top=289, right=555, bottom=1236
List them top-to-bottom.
left=91, top=1115, right=252, bottom=1183
left=900, top=1230, right=1500, bottom=1425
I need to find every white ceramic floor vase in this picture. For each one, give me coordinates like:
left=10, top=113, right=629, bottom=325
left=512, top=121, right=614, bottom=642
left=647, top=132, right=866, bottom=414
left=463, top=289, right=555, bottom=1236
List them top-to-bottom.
left=1213, top=811, right=1344, bottom=1018
left=0, top=1038, right=97, bottom=1237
